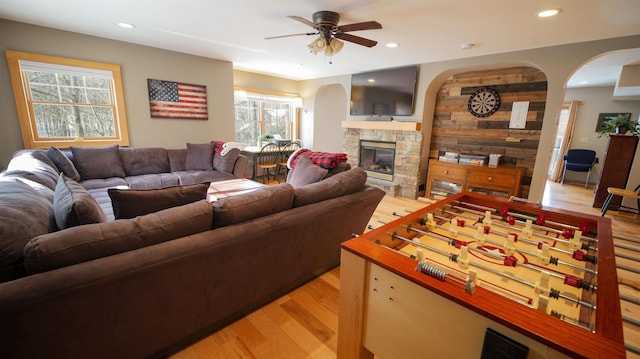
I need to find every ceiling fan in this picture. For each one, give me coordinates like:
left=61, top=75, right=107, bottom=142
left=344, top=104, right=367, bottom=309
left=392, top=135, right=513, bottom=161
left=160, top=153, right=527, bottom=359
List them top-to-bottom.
left=265, top=11, right=382, bottom=58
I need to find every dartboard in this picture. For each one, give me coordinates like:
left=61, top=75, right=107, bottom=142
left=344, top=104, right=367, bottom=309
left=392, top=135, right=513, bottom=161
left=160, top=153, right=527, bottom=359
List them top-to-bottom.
left=467, top=88, right=500, bottom=118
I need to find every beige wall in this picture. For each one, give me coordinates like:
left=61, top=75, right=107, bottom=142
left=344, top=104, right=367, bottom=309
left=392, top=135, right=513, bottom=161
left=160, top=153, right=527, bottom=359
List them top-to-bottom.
left=0, top=19, right=236, bottom=169
left=301, top=35, right=640, bottom=201
left=564, top=86, right=640, bottom=192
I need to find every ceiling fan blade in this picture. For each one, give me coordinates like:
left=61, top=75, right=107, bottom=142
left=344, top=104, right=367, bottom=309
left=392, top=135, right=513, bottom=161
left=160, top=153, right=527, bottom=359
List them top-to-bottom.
left=288, top=15, right=318, bottom=29
left=338, top=21, right=382, bottom=32
left=265, top=32, right=317, bottom=40
left=340, top=33, right=378, bottom=47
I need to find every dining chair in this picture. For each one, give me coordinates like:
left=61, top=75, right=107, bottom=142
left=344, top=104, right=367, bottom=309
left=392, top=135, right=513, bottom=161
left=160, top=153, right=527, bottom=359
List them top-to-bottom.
left=276, top=140, right=302, bottom=182
left=256, top=142, right=280, bottom=183
left=561, top=149, right=598, bottom=188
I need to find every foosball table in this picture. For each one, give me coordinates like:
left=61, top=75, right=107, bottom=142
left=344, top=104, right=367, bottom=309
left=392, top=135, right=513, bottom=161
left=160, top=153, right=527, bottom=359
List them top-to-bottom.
left=337, top=192, right=625, bottom=359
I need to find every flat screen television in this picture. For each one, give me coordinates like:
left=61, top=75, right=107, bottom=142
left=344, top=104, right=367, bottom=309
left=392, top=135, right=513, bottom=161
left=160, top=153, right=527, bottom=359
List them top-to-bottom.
left=350, top=65, right=418, bottom=117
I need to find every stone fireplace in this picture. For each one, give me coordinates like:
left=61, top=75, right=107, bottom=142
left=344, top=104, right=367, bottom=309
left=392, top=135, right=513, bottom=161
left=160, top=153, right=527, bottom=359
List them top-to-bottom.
left=342, top=121, right=423, bottom=198
left=359, top=140, right=396, bottom=181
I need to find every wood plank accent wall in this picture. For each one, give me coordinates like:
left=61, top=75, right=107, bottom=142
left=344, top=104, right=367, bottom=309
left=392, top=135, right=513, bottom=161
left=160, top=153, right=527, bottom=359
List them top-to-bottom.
left=430, top=66, right=548, bottom=197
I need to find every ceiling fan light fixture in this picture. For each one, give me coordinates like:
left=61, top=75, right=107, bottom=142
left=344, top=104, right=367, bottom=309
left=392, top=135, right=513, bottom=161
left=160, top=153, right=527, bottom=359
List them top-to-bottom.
left=308, top=36, right=326, bottom=54
left=325, top=38, right=344, bottom=57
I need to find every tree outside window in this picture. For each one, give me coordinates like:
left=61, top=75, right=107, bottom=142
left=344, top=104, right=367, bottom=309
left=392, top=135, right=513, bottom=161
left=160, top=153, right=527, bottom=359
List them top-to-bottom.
left=6, top=50, right=129, bottom=148
left=234, top=91, right=298, bottom=146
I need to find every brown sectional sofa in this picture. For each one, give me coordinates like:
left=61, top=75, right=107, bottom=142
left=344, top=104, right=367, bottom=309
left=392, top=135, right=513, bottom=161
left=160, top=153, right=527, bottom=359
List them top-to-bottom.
left=0, top=144, right=385, bottom=358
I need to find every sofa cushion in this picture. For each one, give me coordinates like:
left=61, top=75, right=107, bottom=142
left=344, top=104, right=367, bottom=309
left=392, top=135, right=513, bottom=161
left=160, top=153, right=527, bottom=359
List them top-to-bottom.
left=186, top=143, right=215, bottom=171
left=71, top=145, right=126, bottom=180
left=46, top=146, right=81, bottom=181
left=119, top=147, right=170, bottom=176
left=213, top=148, right=240, bottom=174
left=167, top=149, right=187, bottom=172
left=6, top=150, right=61, bottom=190
left=287, top=155, right=328, bottom=188
left=292, top=167, right=367, bottom=207
left=174, top=171, right=235, bottom=186
left=125, top=173, right=181, bottom=190
left=53, top=174, right=108, bottom=230
left=0, top=180, right=56, bottom=282
left=108, top=182, right=210, bottom=219
left=212, top=183, right=294, bottom=228
left=23, top=200, right=214, bottom=274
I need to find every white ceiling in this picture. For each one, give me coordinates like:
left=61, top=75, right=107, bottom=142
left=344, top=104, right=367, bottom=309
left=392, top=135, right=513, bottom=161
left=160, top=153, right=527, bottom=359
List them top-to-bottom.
left=1, top=0, right=639, bottom=89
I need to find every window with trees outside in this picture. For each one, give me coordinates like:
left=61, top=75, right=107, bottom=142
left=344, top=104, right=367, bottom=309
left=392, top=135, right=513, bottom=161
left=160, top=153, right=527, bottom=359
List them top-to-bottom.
left=6, top=50, right=129, bottom=149
left=234, top=90, right=299, bottom=146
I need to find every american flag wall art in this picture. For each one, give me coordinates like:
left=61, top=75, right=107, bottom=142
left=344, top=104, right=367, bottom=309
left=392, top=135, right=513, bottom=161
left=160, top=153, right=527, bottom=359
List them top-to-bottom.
left=147, top=79, right=208, bottom=120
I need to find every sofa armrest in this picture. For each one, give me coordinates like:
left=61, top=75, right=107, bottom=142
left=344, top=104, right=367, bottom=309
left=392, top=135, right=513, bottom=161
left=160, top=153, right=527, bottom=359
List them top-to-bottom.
left=232, top=154, right=248, bottom=179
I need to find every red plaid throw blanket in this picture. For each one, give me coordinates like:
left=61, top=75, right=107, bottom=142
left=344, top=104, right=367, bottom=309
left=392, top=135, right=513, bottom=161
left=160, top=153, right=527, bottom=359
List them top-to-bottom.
left=288, top=148, right=348, bottom=169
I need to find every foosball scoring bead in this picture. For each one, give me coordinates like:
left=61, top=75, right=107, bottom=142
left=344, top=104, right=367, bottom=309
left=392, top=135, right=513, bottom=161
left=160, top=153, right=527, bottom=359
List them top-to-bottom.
left=500, top=206, right=509, bottom=217
left=536, top=213, right=546, bottom=226
left=507, top=215, right=516, bottom=225
left=503, top=255, right=518, bottom=267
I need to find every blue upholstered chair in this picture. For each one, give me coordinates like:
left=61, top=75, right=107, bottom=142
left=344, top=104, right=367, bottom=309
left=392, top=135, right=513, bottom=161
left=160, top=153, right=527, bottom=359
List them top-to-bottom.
left=561, top=149, right=598, bottom=188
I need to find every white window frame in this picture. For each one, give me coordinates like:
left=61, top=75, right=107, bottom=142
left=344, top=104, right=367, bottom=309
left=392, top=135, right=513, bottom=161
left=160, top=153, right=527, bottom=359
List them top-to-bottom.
left=5, top=50, right=130, bottom=148
left=233, top=88, right=299, bottom=146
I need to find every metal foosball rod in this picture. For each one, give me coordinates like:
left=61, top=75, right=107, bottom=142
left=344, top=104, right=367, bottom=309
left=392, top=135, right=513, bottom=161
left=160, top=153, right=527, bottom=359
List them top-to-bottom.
left=453, top=200, right=595, bottom=240
left=456, top=200, right=579, bottom=231
left=446, top=204, right=597, bottom=252
left=431, top=212, right=598, bottom=271
left=408, top=215, right=597, bottom=289
left=391, top=232, right=597, bottom=310
left=614, top=233, right=640, bottom=245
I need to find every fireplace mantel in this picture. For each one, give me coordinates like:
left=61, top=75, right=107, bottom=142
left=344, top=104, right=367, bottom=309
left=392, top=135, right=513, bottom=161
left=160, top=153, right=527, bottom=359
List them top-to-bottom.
left=341, top=120, right=421, bottom=131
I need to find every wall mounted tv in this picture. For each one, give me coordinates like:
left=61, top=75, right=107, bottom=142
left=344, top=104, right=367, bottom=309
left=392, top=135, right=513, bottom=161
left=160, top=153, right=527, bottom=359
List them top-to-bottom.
left=350, top=65, right=418, bottom=117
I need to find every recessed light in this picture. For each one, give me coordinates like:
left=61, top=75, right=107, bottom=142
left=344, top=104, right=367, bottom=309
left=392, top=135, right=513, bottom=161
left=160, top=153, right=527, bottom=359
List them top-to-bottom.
left=538, top=9, right=561, bottom=17
left=118, top=22, right=135, bottom=29
left=386, top=42, right=399, bottom=48
left=460, top=43, right=474, bottom=50
left=367, top=78, right=375, bottom=83
left=579, top=81, right=589, bottom=85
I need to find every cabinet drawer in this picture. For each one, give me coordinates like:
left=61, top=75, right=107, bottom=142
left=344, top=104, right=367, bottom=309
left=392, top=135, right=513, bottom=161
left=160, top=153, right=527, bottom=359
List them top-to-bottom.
left=429, top=163, right=467, bottom=180
left=467, top=170, right=517, bottom=187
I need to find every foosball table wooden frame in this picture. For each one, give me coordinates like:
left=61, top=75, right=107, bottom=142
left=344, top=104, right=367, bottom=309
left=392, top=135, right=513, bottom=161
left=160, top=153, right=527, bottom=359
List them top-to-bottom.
left=337, top=192, right=625, bottom=359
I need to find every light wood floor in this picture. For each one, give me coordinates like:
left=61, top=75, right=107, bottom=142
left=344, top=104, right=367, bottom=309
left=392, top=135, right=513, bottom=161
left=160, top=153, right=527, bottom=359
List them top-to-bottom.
left=172, top=181, right=640, bottom=359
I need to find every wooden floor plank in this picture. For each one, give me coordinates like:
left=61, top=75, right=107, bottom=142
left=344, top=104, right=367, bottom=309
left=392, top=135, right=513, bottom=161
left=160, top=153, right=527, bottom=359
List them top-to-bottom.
left=171, top=179, right=640, bottom=358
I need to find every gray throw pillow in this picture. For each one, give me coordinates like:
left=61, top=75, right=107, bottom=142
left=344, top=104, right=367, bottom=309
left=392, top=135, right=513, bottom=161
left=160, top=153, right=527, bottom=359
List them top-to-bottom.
left=186, top=143, right=215, bottom=171
left=70, top=145, right=126, bottom=180
left=47, top=146, right=81, bottom=181
left=213, top=148, right=240, bottom=173
left=287, top=155, right=329, bottom=188
left=53, top=173, right=108, bottom=229
left=108, top=182, right=210, bottom=219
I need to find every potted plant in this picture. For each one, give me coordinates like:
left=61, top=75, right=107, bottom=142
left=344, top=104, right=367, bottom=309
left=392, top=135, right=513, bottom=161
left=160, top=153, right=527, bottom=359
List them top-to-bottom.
left=596, top=113, right=639, bottom=138
left=257, top=134, right=274, bottom=147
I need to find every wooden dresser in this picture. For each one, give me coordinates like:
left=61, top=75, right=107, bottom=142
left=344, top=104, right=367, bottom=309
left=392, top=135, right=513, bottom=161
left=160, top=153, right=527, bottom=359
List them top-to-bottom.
left=593, top=135, right=639, bottom=208
left=427, top=160, right=524, bottom=199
